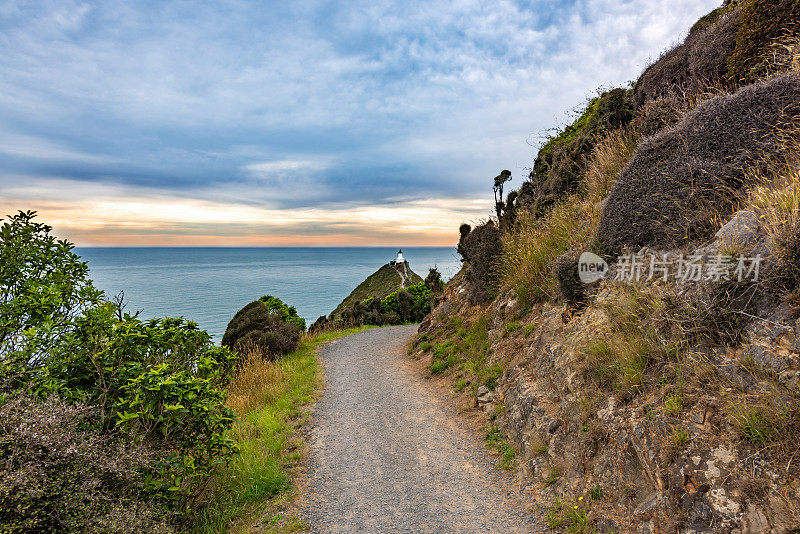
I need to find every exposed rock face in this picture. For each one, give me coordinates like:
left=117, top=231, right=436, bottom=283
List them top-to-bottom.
left=414, top=217, right=800, bottom=532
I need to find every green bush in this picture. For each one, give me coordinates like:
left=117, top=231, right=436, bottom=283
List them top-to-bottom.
left=523, top=88, right=634, bottom=213
left=0, top=211, right=240, bottom=525
left=0, top=211, right=104, bottom=394
left=258, top=295, right=306, bottom=331
left=222, top=301, right=302, bottom=356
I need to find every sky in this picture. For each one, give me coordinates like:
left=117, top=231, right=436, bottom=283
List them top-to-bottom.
left=0, top=0, right=720, bottom=246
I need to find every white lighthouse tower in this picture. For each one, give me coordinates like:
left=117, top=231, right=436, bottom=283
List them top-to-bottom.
left=395, top=249, right=405, bottom=263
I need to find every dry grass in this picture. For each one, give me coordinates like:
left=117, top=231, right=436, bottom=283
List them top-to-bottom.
left=501, top=127, right=641, bottom=306
left=748, top=167, right=800, bottom=242
left=226, top=351, right=288, bottom=418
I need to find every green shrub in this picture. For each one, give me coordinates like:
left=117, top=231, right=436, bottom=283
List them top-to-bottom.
left=599, top=73, right=800, bottom=252
left=524, top=88, right=634, bottom=212
left=0, top=210, right=104, bottom=394
left=0, top=211, right=240, bottom=524
left=457, top=221, right=503, bottom=302
left=424, top=266, right=444, bottom=293
left=258, top=295, right=306, bottom=331
left=222, top=301, right=302, bottom=356
left=116, top=364, right=237, bottom=505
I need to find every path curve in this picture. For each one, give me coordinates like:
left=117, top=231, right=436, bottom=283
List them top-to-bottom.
left=302, top=325, right=544, bottom=533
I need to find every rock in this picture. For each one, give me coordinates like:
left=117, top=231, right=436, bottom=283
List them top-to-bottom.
left=714, top=210, right=763, bottom=250
left=749, top=345, right=790, bottom=373
left=716, top=360, right=756, bottom=392
left=778, top=370, right=800, bottom=389
left=477, top=386, right=494, bottom=404
left=690, top=409, right=707, bottom=425
left=545, top=418, right=560, bottom=434
left=634, top=492, right=660, bottom=515
left=690, top=497, right=713, bottom=526
left=741, top=506, right=769, bottom=534
left=596, top=518, right=619, bottom=533
left=637, top=519, right=655, bottom=534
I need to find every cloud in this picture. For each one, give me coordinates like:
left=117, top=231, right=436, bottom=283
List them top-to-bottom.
left=0, top=0, right=721, bottom=244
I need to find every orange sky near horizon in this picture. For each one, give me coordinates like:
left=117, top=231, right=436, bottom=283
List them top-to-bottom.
left=0, top=185, right=489, bottom=247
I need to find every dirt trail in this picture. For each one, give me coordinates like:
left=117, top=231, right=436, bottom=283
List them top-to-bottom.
left=301, top=325, right=544, bottom=533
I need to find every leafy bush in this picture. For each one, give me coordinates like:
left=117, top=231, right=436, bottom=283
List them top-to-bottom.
left=599, top=73, right=800, bottom=252
left=0, top=211, right=240, bottom=525
left=0, top=211, right=103, bottom=394
left=458, top=221, right=503, bottom=302
left=424, top=267, right=444, bottom=292
left=258, top=295, right=306, bottom=331
left=222, top=301, right=301, bottom=356
left=0, top=395, right=173, bottom=534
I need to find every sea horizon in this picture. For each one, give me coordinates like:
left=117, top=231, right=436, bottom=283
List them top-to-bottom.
left=76, top=246, right=461, bottom=343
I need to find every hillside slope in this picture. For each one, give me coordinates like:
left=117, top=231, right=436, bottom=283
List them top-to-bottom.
left=412, top=2, right=800, bottom=532
left=330, top=262, right=423, bottom=320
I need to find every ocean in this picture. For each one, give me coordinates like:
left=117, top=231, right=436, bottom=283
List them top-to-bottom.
left=75, top=247, right=461, bottom=343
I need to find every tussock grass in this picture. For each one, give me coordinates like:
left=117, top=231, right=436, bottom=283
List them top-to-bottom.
left=500, top=127, right=641, bottom=306
left=581, top=286, right=680, bottom=396
left=193, top=327, right=372, bottom=533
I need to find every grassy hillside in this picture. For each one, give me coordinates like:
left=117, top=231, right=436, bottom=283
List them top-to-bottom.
left=330, top=263, right=423, bottom=320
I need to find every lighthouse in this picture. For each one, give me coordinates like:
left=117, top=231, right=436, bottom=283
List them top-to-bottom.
left=395, top=249, right=405, bottom=263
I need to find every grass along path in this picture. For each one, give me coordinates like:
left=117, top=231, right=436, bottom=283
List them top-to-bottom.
left=192, top=327, right=373, bottom=533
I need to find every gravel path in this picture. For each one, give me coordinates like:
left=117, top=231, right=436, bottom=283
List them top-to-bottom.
left=301, top=325, right=544, bottom=533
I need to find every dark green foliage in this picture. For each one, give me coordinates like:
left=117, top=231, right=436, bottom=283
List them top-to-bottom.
left=727, top=0, right=800, bottom=84
left=634, top=7, right=740, bottom=107
left=599, top=73, right=800, bottom=252
left=524, top=88, right=634, bottom=212
left=634, top=97, right=681, bottom=137
left=494, top=169, right=513, bottom=221
left=0, top=211, right=240, bottom=524
left=0, top=211, right=104, bottom=394
left=457, top=221, right=504, bottom=302
left=553, top=252, right=585, bottom=305
left=425, top=267, right=444, bottom=293
left=330, top=281, right=434, bottom=327
left=258, top=295, right=306, bottom=331
left=222, top=301, right=301, bottom=356
left=308, top=315, right=330, bottom=335
left=0, top=396, right=173, bottom=534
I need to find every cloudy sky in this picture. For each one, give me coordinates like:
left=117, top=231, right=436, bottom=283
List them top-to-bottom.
left=0, top=0, right=719, bottom=246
